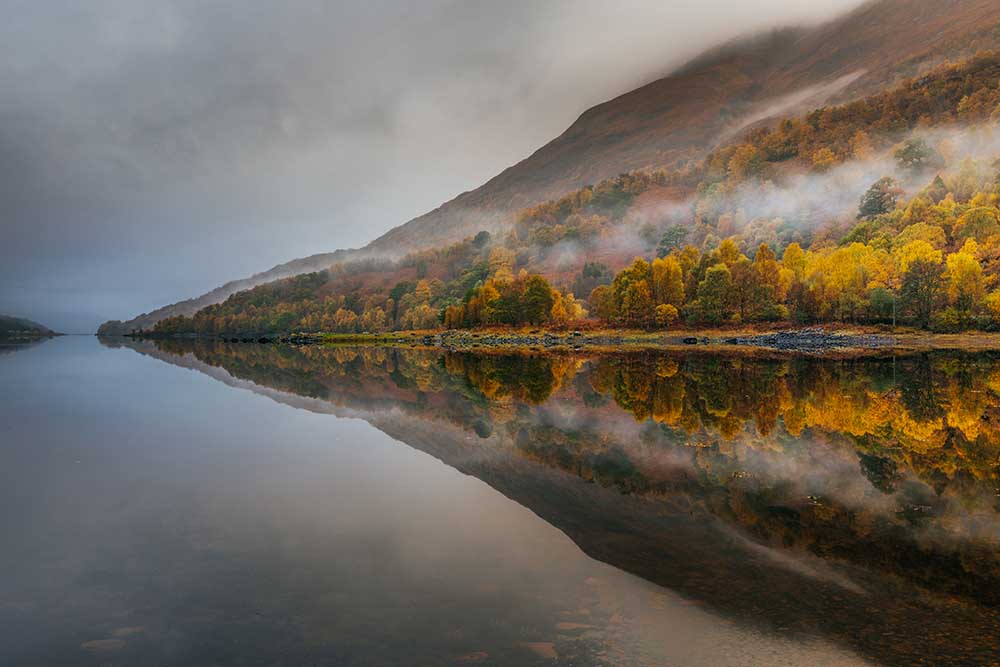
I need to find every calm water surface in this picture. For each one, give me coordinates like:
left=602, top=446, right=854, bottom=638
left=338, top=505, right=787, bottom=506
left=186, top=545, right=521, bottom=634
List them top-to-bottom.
left=2, top=336, right=999, bottom=666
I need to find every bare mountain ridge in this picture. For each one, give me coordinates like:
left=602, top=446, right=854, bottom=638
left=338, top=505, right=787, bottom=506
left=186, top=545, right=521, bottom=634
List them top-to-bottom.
left=101, top=0, right=1000, bottom=333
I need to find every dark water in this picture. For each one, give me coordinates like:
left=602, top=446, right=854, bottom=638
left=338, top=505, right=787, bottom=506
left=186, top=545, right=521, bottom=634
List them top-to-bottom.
left=2, top=337, right=999, bottom=666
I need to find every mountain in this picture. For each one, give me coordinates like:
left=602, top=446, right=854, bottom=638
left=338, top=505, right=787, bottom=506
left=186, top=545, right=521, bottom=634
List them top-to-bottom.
left=100, top=0, right=1000, bottom=333
left=363, top=0, right=1000, bottom=251
left=142, top=46, right=1000, bottom=336
left=97, top=248, right=371, bottom=335
left=0, top=314, right=57, bottom=338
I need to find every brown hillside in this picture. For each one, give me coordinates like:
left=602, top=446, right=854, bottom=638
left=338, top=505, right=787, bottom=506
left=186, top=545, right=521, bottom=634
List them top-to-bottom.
left=368, top=0, right=1000, bottom=252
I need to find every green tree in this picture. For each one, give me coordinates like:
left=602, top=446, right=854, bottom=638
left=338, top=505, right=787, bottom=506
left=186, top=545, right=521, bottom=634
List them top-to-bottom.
left=894, top=139, right=935, bottom=173
left=858, top=177, right=901, bottom=219
left=656, top=225, right=689, bottom=257
left=472, top=230, right=491, bottom=247
left=899, top=258, right=944, bottom=328
left=695, top=263, right=734, bottom=323
left=522, top=275, right=556, bottom=325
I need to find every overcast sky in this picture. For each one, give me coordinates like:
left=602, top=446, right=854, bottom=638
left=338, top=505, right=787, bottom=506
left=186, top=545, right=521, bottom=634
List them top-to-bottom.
left=0, top=0, right=862, bottom=332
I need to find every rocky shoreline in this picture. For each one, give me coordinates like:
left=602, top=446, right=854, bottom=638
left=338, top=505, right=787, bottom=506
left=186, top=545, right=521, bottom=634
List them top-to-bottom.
left=118, top=326, right=898, bottom=353
left=425, top=327, right=895, bottom=352
left=720, top=327, right=895, bottom=352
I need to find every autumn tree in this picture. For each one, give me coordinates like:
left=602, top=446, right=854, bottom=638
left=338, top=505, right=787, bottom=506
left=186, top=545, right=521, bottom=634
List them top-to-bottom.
left=728, top=144, right=765, bottom=182
left=811, top=147, right=837, bottom=173
left=954, top=207, right=1000, bottom=241
left=945, top=242, right=984, bottom=319
left=651, top=256, right=685, bottom=308
left=729, top=257, right=761, bottom=321
left=621, top=280, right=654, bottom=327
left=588, top=284, right=617, bottom=321
left=654, top=304, right=679, bottom=327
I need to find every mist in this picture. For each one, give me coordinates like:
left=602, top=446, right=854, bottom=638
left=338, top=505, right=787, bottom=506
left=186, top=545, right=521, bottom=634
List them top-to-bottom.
left=0, top=0, right=863, bottom=332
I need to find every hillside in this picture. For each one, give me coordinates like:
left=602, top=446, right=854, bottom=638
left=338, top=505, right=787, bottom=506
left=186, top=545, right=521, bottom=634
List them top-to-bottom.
left=101, top=0, right=1000, bottom=334
left=365, top=0, right=1000, bottom=252
left=148, top=51, right=1000, bottom=336
left=97, top=248, right=370, bottom=335
left=0, top=314, right=57, bottom=338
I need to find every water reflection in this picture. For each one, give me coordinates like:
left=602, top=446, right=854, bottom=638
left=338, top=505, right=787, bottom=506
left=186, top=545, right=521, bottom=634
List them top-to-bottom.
left=0, top=337, right=53, bottom=356
left=108, top=338, right=1000, bottom=665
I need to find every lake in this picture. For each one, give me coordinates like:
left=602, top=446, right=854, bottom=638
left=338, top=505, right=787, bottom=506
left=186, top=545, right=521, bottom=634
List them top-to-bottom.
left=2, top=336, right=999, bottom=666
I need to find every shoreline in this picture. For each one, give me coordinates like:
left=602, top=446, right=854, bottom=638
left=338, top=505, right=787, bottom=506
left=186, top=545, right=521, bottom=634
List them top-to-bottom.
left=101, top=325, right=1000, bottom=355
left=0, top=332, right=63, bottom=343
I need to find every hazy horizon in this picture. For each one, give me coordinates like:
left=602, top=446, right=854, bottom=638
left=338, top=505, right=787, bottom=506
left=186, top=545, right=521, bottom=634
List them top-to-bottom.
left=0, top=0, right=862, bottom=332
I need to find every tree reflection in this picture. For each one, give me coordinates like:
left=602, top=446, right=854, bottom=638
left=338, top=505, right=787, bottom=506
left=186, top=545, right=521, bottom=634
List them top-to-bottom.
left=114, top=337, right=1000, bottom=665
left=136, top=339, right=1000, bottom=609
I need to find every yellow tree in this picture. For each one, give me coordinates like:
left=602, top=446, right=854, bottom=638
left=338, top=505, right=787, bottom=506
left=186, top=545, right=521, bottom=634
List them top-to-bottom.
left=715, top=238, right=742, bottom=268
left=896, top=240, right=943, bottom=274
left=946, top=241, right=985, bottom=315
left=781, top=242, right=807, bottom=279
left=754, top=243, right=783, bottom=300
left=651, top=256, right=685, bottom=307
left=550, top=292, right=570, bottom=325
left=654, top=304, right=679, bottom=327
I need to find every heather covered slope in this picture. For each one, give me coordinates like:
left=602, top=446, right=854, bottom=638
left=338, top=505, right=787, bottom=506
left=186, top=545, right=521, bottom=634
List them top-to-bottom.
left=100, top=0, right=1000, bottom=334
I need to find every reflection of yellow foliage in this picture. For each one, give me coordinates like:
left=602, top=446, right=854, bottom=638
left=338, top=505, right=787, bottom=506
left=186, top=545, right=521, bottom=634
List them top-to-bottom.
left=588, top=353, right=1000, bottom=495
left=655, top=359, right=679, bottom=378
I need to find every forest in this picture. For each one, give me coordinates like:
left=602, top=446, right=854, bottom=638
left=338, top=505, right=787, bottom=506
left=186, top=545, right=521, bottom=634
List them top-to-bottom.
left=151, top=52, right=1000, bottom=335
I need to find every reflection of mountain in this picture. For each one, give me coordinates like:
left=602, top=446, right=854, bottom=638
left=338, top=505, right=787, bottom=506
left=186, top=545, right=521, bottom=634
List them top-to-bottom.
left=0, top=337, right=53, bottom=355
left=105, top=338, right=1000, bottom=666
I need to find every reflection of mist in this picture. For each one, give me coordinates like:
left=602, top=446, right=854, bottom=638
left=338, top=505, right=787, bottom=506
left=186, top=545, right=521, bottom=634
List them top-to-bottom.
left=721, top=525, right=868, bottom=596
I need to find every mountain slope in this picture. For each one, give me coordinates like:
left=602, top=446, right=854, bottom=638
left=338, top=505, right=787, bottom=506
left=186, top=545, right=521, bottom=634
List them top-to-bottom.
left=101, top=0, right=1000, bottom=333
left=368, top=0, right=1000, bottom=252
left=97, top=248, right=372, bottom=335
left=0, top=314, right=57, bottom=338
